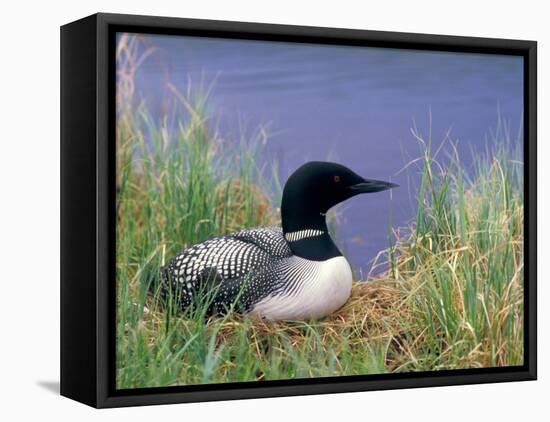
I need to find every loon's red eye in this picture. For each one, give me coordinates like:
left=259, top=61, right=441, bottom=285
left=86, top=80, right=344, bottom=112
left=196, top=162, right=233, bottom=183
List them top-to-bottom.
left=334, top=175, right=341, bottom=183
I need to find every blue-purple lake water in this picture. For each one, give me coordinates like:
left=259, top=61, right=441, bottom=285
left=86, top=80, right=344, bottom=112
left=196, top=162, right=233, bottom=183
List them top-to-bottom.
left=125, top=33, right=524, bottom=276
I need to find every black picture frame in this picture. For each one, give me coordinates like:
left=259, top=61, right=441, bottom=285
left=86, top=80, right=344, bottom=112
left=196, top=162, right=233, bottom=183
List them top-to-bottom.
left=60, top=12, right=537, bottom=408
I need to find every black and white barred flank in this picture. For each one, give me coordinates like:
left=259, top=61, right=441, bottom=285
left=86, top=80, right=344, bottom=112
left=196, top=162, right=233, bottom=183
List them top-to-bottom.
left=160, top=227, right=292, bottom=313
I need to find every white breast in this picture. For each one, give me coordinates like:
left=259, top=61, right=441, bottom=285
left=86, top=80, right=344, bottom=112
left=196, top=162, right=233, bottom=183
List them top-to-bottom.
left=251, top=256, right=353, bottom=320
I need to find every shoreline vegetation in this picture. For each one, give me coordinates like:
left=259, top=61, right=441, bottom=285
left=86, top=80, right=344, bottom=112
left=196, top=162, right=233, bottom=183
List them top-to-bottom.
left=116, top=35, right=524, bottom=389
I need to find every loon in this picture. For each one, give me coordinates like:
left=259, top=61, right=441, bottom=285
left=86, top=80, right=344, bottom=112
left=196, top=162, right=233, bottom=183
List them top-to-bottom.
left=158, top=161, right=397, bottom=320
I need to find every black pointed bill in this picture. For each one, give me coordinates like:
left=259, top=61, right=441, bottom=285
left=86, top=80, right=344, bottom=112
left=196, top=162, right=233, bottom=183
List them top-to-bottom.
left=348, top=179, right=399, bottom=194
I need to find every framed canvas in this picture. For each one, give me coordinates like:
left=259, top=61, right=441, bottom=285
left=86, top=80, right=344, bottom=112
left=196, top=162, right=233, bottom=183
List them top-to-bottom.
left=60, top=13, right=537, bottom=408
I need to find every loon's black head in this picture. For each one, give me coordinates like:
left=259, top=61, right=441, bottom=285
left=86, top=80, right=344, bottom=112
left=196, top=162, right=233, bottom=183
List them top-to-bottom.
left=281, top=161, right=398, bottom=260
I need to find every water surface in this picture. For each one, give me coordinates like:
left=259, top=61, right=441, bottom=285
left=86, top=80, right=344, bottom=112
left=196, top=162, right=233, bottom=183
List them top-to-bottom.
left=125, top=33, right=524, bottom=275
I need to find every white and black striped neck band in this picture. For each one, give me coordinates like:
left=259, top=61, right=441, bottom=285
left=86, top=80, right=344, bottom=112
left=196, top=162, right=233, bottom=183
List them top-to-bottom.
left=284, top=229, right=325, bottom=242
